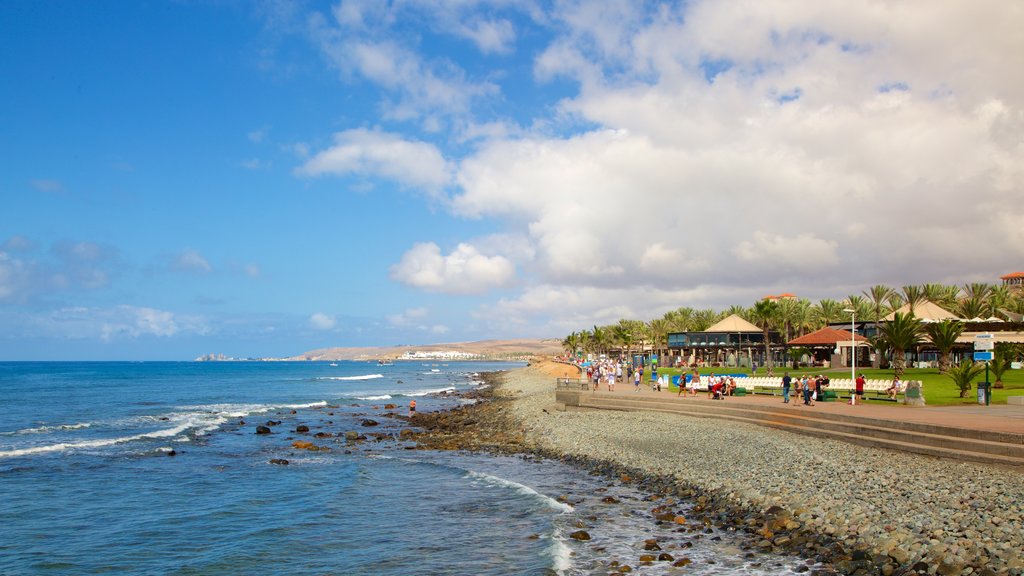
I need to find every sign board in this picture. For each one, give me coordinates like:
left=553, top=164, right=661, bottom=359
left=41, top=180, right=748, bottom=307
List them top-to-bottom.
left=974, top=333, right=994, bottom=351
left=973, top=351, right=994, bottom=362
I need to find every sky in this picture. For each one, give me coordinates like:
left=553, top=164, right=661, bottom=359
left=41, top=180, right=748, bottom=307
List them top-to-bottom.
left=2, top=1, right=1023, bottom=360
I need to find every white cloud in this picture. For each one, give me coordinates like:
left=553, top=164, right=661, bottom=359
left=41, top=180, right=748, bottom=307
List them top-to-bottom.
left=309, top=11, right=499, bottom=124
left=454, top=17, right=516, bottom=54
left=248, top=126, right=269, bottom=143
left=298, top=129, right=452, bottom=190
left=240, top=158, right=269, bottom=170
left=29, top=179, right=64, bottom=194
left=733, top=232, right=839, bottom=271
left=390, top=242, right=515, bottom=294
left=172, top=250, right=212, bottom=274
left=0, top=251, right=28, bottom=301
left=42, top=306, right=207, bottom=341
left=387, top=307, right=429, bottom=326
left=309, top=312, right=337, bottom=330
left=430, top=324, right=450, bottom=335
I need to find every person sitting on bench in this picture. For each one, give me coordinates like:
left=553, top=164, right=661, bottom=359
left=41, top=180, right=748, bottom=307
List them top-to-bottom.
left=886, top=377, right=901, bottom=399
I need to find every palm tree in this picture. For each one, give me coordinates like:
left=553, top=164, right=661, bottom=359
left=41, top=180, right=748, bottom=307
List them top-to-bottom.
left=961, top=282, right=992, bottom=303
left=922, top=283, right=959, bottom=310
left=863, top=285, right=896, bottom=323
left=901, top=285, right=926, bottom=316
left=987, top=285, right=1012, bottom=319
left=886, top=293, right=905, bottom=314
left=845, top=295, right=871, bottom=320
left=956, top=297, right=986, bottom=320
left=776, top=298, right=800, bottom=342
left=791, top=298, right=815, bottom=337
left=813, top=298, right=845, bottom=326
left=751, top=299, right=779, bottom=371
left=724, top=304, right=748, bottom=320
left=665, top=307, right=695, bottom=332
left=691, top=309, right=718, bottom=331
left=877, top=312, right=923, bottom=379
left=647, top=318, right=670, bottom=364
left=923, top=320, right=963, bottom=373
left=612, top=321, right=634, bottom=361
left=590, top=325, right=609, bottom=355
left=561, top=331, right=581, bottom=358
left=870, top=335, right=892, bottom=369
left=989, top=354, right=1011, bottom=389
left=947, top=360, right=984, bottom=398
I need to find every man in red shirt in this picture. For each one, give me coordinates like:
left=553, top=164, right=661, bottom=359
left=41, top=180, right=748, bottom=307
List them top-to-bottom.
left=855, top=374, right=866, bottom=402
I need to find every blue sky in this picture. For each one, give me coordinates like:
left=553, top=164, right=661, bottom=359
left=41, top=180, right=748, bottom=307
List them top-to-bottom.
left=2, top=1, right=1022, bottom=360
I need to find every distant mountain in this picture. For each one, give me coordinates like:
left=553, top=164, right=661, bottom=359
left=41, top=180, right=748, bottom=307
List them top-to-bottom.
left=289, top=338, right=564, bottom=361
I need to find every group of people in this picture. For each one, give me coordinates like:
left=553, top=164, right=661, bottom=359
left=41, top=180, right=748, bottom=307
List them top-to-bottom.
left=585, top=360, right=625, bottom=391
left=673, top=371, right=736, bottom=399
left=780, top=372, right=832, bottom=406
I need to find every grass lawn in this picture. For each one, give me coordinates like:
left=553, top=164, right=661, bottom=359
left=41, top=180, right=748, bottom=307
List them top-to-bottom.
left=650, top=364, right=1024, bottom=406
left=852, top=367, right=1024, bottom=406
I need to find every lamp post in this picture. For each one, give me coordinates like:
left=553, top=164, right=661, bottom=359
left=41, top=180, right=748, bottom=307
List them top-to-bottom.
left=843, top=308, right=856, bottom=405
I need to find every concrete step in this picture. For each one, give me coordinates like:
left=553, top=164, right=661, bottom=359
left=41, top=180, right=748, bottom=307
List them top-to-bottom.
left=579, top=395, right=1024, bottom=467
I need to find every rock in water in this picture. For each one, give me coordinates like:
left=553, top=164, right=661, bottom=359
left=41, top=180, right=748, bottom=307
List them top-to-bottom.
left=360, top=419, right=379, bottom=427
left=256, top=425, right=272, bottom=435
left=295, top=425, right=309, bottom=433
left=269, top=458, right=289, bottom=466
left=569, top=530, right=591, bottom=541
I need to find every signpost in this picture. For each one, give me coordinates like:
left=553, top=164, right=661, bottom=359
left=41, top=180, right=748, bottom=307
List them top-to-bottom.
left=974, top=334, right=994, bottom=405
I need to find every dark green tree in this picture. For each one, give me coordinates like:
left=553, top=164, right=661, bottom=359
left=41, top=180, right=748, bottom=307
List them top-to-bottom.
left=877, top=312, right=923, bottom=379
left=923, top=320, right=964, bottom=373
left=946, top=360, right=984, bottom=398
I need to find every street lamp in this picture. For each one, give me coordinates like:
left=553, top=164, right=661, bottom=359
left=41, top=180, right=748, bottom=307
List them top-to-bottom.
left=843, top=308, right=856, bottom=404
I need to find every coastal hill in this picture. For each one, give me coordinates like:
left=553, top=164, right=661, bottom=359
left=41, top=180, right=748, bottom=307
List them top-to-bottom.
left=288, top=338, right=565, bottom=361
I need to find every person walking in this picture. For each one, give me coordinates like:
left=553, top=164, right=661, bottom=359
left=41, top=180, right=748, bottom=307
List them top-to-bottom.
left=634, top=369, right=641, bottom=391
left=782, top=372, right=791, bottom=403
left=802, top=376, right=814, bottom=406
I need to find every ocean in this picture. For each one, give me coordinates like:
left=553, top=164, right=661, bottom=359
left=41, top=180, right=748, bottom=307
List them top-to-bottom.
left=0, top=361, right=809, bottom=575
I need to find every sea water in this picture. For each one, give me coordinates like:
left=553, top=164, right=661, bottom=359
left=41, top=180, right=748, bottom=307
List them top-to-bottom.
left=0, top=362, right=811, bottom=575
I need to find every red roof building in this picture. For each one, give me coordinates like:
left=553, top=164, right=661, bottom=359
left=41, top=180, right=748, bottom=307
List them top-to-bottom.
left=1001, top=272, right=1024, bottom=290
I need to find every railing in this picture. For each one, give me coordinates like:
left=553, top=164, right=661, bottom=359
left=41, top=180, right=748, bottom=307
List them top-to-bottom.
left=556, top=377, right=590, bottom=391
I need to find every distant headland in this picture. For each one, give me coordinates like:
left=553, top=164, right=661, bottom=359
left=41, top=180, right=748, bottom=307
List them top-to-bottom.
left=195, top=338, right=564, bottom=362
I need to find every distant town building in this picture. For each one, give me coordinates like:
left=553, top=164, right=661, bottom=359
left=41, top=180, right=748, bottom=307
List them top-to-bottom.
left=1001, top=271, right=1024, bottom=291
left=762, top=293, right=797, bottom=301
left=398, top=350, right=483, bottom=360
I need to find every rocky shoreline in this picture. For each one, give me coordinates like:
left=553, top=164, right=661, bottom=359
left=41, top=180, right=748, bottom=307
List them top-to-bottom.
left=401, top=361, right=1023, bottom=576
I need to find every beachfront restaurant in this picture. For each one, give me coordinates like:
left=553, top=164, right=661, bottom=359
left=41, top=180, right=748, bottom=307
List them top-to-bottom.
left=667, top=314, right=782, bottom=368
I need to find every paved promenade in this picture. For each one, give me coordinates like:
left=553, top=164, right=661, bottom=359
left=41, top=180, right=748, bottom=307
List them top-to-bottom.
left=579, top=383, right=1024, bottom=435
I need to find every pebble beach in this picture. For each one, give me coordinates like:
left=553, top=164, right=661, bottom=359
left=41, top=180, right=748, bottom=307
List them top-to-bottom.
left=493, top=360, right=1024, bottom=576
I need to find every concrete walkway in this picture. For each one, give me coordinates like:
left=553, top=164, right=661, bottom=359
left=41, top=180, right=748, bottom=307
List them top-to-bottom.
left=588, top=384, right=1024, bottom=435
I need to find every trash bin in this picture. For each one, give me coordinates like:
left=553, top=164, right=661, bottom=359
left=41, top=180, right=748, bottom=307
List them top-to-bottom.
left=977, top=382, right=989, bottom=405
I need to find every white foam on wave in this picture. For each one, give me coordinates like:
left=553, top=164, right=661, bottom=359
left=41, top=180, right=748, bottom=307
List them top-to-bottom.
left=316, top=374, right=383, bottom=381
left=407, top=386, right=456, bottom=397
left=355, top=394, right=392, bottom=401
left=0, top=400, right=334, bottom=459
left=185, top=401, right=328, bottom=418
left=0, top=413, right=213, bottom=459
left=1, top=422, right=93, bottom=436
left=464, top=470, right=574, bottom=513
left=547, top=531, right=573, bottom=575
